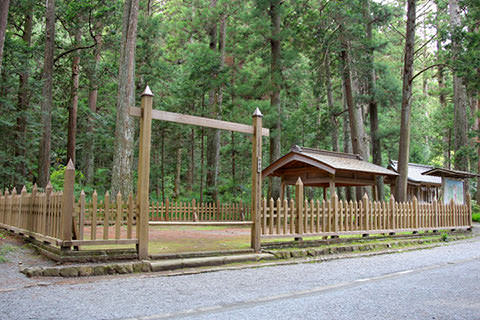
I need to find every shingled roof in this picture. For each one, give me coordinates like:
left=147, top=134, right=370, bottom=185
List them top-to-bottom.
left=262, top=146, right=398, bottom=178
left=388, top=160, right=441, bottom=186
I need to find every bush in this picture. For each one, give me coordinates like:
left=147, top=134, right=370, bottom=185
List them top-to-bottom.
left=473, top=213, right=480, bottom=223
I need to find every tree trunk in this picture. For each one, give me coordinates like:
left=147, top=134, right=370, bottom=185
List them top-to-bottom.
left=0, top=0, right=10, bottom=72
left=38, top=0, right=56, bottom=188
left=111, top=0, right=140, bottom=197
left=205, top=0, right=223, bottom=202
left=268, top=0, right=282, bottom=200
left=396, top=0, right=416, bottom=202
left=449, top=0, right=469, bottom=171
left=365, top=5, right=385, bottom=201
left=14, top=6, right=33, bottom=189
left=84, top=24, right=103, bottom=184
left=339, top=24, right=369, bottom=199
left=66, top=28, right=82, bottom=164
left=325, top=53, right=339, bottom=152
left=342, top=87, right=354, bottom=201
left=476, top=98, right=480, bottom=202
left=186, top=126, right=195, bottom=191
left=200, top=127, right=205, bottom=203
left=161, top=128, right=165, bottom=202
left=231, top=131, right=236, bottom=196
left=174, top=145, right=182, bottom=200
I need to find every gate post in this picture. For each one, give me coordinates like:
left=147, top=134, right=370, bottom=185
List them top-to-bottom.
left=137, top=86, right=153, bottom=259
left=251, top=108, right=263, bottom=252
left=61, top=160, right=75, bottom=250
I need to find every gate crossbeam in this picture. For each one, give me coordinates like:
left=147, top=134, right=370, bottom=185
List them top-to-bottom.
left=129, top=106, right=269, bottom=137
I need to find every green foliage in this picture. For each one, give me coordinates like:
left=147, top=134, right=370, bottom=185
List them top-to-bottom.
left=0, top=0, right=478, bottom=204
left=441, top=232, right=449, bottom=242
left=0, top=244, right=17, bottom=263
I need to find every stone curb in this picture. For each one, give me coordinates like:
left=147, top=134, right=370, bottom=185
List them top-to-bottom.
left=20, top=236, right=468, bottom=278
left=265, top=237, right=461, bottom=259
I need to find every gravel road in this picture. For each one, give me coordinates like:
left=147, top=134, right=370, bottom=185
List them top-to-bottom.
left=1, top=236, right=480, bottom=320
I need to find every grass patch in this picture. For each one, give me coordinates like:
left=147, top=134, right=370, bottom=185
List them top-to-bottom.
left=472, top=213, right=480, bottom=223
left=148, top=237, right=250, bottom=254
left=0, top=244, right=17, bottom=263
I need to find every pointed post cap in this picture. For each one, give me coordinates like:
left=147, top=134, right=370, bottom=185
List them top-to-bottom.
left=142, top=85, right=154, bottom=97
left=252, top=107, right=263, bottom=117
left=66, top=158, right=75, bottom=170
left=295, top=177, right=303, bottom=185
left=46, top=181, right=53, bottom=191
left=32, top=183, right=38, bottom=192
left=21, top=186, right=27, bottom=193
left=80, top=189, right=86, bottom=196
left=362, top=193, right=369, bottom=200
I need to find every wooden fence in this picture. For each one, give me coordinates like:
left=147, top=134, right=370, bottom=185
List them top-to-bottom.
left=0, top=161, right=251, bottom=250
left=260, top=180, right=472, bottom=238
left=0, top=185, right=64, bottom=245
left=149, top=199, right=250, bottom=222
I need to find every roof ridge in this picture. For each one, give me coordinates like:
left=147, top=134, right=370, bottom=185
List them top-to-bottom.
left=293, top=145, right=360, bottom=160
left=390, top=160, right=434, bottom=169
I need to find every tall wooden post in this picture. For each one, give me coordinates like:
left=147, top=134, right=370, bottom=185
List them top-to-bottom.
left=137, top=86, right=153, bottom=259
left=251, top=108, right=263, bottom=252
left=61, top=159, right=75, bottom=248
left=295, top=177, right=304, bottom=236
left=466, top=193, right=472, bottom=228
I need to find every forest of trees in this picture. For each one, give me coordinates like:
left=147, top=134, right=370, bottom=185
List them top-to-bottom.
left=0, top=0, right=478, bottom=204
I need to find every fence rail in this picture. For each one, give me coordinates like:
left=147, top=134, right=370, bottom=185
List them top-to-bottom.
left=260, top=181, right=472, bottom=238
left=149, top=199, right=250, bottom=222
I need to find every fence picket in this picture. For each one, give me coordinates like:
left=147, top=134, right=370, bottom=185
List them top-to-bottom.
left=104, top=191, right=110, bottom=240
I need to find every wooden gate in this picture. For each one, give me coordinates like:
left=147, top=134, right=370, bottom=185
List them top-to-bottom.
left=131, top=86, right=269, bottom=259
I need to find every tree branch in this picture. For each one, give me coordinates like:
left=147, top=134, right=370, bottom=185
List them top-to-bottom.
left=54, top=43, right=97, bottom=63
left=411, top=63, right=449, bottom=82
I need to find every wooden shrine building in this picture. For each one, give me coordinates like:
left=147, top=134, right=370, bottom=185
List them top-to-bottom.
left=262, top=146, right=398, bottom=200
left=386, top=160, right=442, bottom=203
left=422, top=167, right=478, bottom=205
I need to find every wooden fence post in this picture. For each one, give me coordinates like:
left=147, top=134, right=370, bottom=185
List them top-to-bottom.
left=136, top=86, right=153, bottom=260
left=251, top=108, right=263, bottom=252
left=61, top=159, right=75, bottom=248
left=295, top=177, right=304, bottom=237
left=30, top=184, right=37, bottom=232
left=20, top=186, right=27, bottom=230
left=332, top=192, right=339, bottom=232
left=362, top=193, right=369, bottom=237
left=466, top=193, right=472, bottom=229
left=412, top=196, right=418, bottom=231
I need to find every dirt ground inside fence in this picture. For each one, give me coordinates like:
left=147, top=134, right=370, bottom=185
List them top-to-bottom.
left=79, top=225, right=252, bottom=254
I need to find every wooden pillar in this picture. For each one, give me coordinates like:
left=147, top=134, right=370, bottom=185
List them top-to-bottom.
left=137, top=86, right=154, bottom=260
left=251, top=108, right=263, bottom=252
left=61, top=159, right=75, bottom=248
left=295, top=177, right=304, bottom=236
left=329, top=178, right=335, bottom=200
left=280, top=179, right=285, bottom=202
left=372, top=182, right=378, bottom=201
left=323, top=187, right=327, bottom=201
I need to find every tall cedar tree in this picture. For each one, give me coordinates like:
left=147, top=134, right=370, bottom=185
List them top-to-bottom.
left=38, top=0, right=56, bottom=188
left=111, top=0, right=140, bottom=197
left=396, top=0, right=416, bottom=202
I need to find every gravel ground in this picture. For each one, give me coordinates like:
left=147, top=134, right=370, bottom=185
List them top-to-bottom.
left=1, top=229, right=480, bottom=320
left=0, top=232, right=57, bottom=291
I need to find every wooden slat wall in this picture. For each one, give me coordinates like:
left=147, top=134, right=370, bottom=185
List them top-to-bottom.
left=259, top=194, right=472, bottom=237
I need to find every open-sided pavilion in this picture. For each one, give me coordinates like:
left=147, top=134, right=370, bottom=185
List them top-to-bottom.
left=262, top=145, right=398, bottom=201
